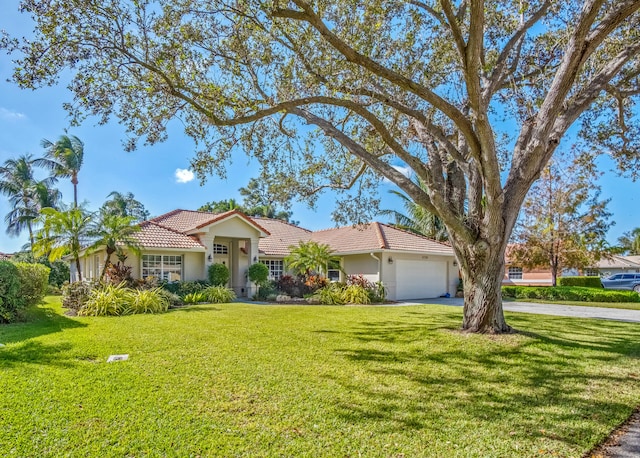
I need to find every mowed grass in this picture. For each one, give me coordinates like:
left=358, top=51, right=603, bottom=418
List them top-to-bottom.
left=1, top=298, right=640, bottom=457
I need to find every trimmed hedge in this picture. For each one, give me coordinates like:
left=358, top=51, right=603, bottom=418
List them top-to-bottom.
left=0, top=261, right=22, bottom=323
left=14, top=262, right=50, bottom=307
left=208, top=263, right=230, bottom=286
left=557, top=276, right=603, bottom=288
left=161, top=280, right=209, bottom=298
left=502, top=285, right=640, bottom=303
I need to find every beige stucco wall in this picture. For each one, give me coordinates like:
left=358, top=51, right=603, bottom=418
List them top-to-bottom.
left=75, top=249, right=207, bottom=283
left=342, top=254, right=380, bottom=283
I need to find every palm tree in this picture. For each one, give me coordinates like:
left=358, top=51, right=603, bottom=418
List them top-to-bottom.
left=41, top=134, right=85, bottom=207
left=0, top=154, right=60, bottom=249
left=380, top=179, right=449, bottom=242
left=100, top=191, right=150, bottom=222
left=33, top=205, right=93, bottom=282
left=89, top=212, right=142, bottom=281
left=617, top=228, right=640, bottom=255
left=285, top=240, right=337, bottom=278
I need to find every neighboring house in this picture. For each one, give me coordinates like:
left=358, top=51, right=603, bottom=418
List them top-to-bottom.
left=73, top=209, right=459, bottom=300
left=503, top=246, right=554, bottom=286
left=0, top=252, right=12, bottom=261
left=503, top=253, right=640, bottom=285
left=583, top=255, right=640, bottom=277
left=502, top=264, right=554, bottom=286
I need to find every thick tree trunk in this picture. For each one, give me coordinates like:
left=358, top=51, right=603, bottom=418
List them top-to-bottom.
left=455, top=239, right=513, bottom=334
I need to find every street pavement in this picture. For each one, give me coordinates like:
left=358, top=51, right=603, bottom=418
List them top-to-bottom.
left=398, top=296, right=640, bottom=323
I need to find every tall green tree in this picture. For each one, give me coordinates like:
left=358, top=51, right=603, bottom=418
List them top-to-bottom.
left=5, top=2, right=640, bottom=332
left=41, top=135, right=85, bottom=207
left=509, top=152, right=612, bottom=286
left=0, top=154, right=61, bottom=249
left=239, top=178, right=295, bottom=222
left=381, top=179, right=448, bottom=241
left=100, top=191, right=150, bottom=223
left=198, top=198, right=243, bottom=214
left=33, top=205, right=93, bottom=282
left=89, top=212, right=142, bottom=281
left=616, top=228, right=640, bottom=255
left=285, top=240, right=337, bottom=278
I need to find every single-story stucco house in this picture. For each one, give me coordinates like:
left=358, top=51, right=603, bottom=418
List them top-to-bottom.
left=73, top=209, right=459, bottom=300
left=503, top=253, right=640, bottom=285
left=582, top=255, right=640, bottom=277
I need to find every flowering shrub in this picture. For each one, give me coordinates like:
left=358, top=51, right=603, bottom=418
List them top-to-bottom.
left=304, top=275, right=329, bottom=292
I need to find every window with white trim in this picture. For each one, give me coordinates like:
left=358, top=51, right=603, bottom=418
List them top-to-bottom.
left=212, top=243, right=228, bottom=254
left=142, top=255, right=183, bottom=281
left=261, top=259, right=284, bottom=280
left=508, top=266, right=523, bottom=280
left=585, top=269, right=600, bottom=277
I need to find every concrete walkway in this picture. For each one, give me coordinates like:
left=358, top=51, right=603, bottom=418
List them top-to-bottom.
left=398, top=297, right=640, bottom=323
left=399, top=297, right=640, bottom=457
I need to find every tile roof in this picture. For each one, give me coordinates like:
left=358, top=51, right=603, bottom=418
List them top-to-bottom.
left=129, top=209, right=452, bottom=256
left=150, top=209, right=234, bottom=233
left=151, top=209, right=269, bottom=235
left=250, top=217, right=312, bottom=256
left=134, top=221, right=205, bottom=249
left=310, top=223, right=453, bottom=255
left=593, top=255, right=640, bottom=269
left=622, top=255, right=640, bottom=265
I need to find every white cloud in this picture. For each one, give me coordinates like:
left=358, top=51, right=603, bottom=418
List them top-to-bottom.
left=0, top=107, right=27, bottom=121
left=383, top=165, right=413, bottom=184
left=392, top=165, right=412, bottom=178
left=175, top=168, right=195, bottom=183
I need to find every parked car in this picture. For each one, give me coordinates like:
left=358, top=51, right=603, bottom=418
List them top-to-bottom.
left=600, top=273, right=640, bottom=292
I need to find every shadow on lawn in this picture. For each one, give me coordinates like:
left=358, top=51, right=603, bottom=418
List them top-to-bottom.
left=0, top=302, right=86, bottom=345
left=324, top=309, right=640, bottom=451
left=0, top=340, right=76, bottom=368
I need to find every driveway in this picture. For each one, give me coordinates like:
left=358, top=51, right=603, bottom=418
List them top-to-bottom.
left=398, top=297, right=640, bottom=323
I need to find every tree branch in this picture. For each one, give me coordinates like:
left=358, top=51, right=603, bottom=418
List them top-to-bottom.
left=271, top=0, right=482, bottom=157
left=485, top=1, right=552, bottom=101
left=290, top=107, right=475, bottom=241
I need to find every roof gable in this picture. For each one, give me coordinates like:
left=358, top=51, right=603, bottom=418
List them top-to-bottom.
left=150, top=209, right=270, bottom=237
left=250, top=217, right=312, bottom=257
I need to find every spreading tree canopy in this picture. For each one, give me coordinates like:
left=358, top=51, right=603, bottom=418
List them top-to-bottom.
left=4, top=1, right=640, bottom=332
left=509, top=151, right=612, bottom=286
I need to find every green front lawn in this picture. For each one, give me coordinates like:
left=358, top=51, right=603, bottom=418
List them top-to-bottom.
left=2, top=297, right=640, bottom=457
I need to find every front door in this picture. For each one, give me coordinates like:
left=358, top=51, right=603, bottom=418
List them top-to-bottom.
left=212, top=242, right=230, bottom=285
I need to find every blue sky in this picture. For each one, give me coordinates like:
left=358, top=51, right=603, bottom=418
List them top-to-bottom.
left=0, top=3, right=638, bottom=254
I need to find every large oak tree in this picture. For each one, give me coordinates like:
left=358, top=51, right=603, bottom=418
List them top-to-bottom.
left=4, top=1, right=640, bottom=332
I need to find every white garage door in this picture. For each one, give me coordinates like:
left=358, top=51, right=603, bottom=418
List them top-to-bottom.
left=396, top=260, right=447, bottom=300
